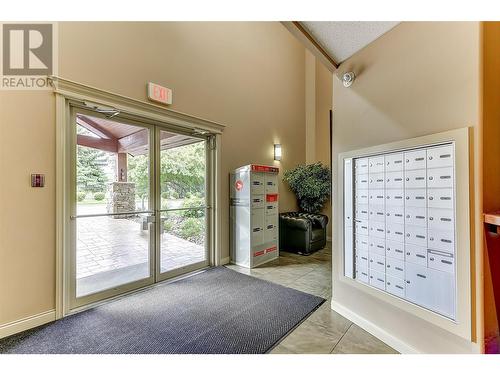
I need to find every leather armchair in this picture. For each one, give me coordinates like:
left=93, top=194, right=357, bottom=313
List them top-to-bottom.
left=279, top=212, right=329, bottom=255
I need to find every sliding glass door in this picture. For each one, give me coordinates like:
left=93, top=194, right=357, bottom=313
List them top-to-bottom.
left=69, top=107, right=211, bottom=310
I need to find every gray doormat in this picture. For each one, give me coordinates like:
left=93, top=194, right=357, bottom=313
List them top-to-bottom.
left=0, top=267, right=324, bottom=354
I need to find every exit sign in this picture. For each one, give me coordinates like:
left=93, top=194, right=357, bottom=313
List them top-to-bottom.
left=147, top=82, right=173, bottom=105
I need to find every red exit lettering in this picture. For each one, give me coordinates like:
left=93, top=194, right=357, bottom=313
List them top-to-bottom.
left=147, top=82, right=172, bottom=105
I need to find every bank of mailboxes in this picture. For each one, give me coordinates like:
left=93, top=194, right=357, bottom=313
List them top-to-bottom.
left=344, top=143, right=457, bottom=320
left=230, top=164, right=279, bottom=268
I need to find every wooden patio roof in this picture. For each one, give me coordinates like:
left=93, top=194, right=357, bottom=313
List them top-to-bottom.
left=77, top=114, right=200, bottom=156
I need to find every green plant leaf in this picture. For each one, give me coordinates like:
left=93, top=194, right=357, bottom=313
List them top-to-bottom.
left=283, top=162, right=331, bottom=213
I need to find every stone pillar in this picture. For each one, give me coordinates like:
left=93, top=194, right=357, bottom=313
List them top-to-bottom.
left=107, top=182, right=136, bottom=218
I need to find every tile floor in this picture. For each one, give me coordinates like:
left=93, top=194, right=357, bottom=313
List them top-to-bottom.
left=226, top=243, right=398, bottom=354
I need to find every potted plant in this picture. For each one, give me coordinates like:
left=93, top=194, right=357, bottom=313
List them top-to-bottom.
left=283, top=162, right=331, bottom=213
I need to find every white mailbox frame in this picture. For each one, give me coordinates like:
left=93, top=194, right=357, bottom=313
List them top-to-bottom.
left=337, top=127, right=472, bottom=340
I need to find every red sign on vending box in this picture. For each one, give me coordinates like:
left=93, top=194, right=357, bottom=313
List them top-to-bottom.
left=251, top=164, right=279, bottom=173
left=235, top=180, right=243, bottom=191
left=266, top=194, right=278, bottom=202
left=265, top=246, right=277, bottom=253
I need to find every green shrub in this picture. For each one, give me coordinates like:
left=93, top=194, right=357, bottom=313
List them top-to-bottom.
left=283, top=162, right=331, bottom=213
left=77, top=192, right=87, bottom=202
left=93, top=192, right=105, bottom=201
left=161, top=192, right=169, bottom=200
left=182, top=195, right=205, bottom=218
left=180, top=217, right=204, bottom=242
left=163, top=219, right=174, bottom=233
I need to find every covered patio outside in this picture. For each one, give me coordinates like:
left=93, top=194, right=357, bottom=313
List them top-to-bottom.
left=75, top=113, right=207, bottom=297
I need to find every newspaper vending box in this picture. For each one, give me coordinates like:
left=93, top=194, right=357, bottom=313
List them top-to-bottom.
left=230, top=164, right=279, bottom=268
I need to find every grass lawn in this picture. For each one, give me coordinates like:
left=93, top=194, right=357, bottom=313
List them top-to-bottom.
left=80, top=198, right=106, bottom=205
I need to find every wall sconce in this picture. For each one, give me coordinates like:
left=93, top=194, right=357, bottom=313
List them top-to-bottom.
left=274, top=144, right=282, bottom=161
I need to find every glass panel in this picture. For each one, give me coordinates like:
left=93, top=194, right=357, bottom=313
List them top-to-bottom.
left=75, top=113, right=152, bottom=298
left=75, top=114, right=150, bottom=215
left=159, top=131, right=207, bottom=274
left=159, top=133, right=206, bottom=210
left=76, top=146, right=115, bottom=215
left=127, top=152, right=150, bottom=211
left=160, top=209, right=207, bottom=273
left=76, top=213, right=151, bottom=297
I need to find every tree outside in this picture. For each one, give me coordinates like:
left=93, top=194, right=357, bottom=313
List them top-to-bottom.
left=126, top=140, right=207, bottom=245
left=160, top=141, right=206, bottom=245
left=160, top=141, right=206, bottom=201
left=76, top=146, right=109, bottom=197
left=127, top=154, right=149, bottom=210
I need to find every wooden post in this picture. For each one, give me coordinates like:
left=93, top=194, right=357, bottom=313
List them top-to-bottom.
left=117, top=153, right=127, bottom=182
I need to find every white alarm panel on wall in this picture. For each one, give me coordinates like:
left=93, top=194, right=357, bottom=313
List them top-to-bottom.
left=343, top=142, right=458, bottom=320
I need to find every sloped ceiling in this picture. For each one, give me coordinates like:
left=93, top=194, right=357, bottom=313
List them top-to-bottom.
left=300, top=22, right=400, bottom=64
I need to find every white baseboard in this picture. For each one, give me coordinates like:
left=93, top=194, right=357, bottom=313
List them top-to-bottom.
left=220, top=257, right=230, bottom=265
left=330, top=300, right=419, bottom=354
left=331, top=300, right=481, bottom=354
left=0, top=310, right=56, bottom=339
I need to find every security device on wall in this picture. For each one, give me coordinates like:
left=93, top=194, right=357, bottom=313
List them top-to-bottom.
left=342, top=71, right=356, bottom=88
left=31, top=174, right=45, bottom=187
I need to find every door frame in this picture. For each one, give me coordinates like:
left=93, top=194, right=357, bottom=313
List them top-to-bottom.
left=53, top=76, right=225, bottom=318
left=68, top=106, right=159, bottom=310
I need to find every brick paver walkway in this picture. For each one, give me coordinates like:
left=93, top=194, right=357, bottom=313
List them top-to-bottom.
left=76, top=215, right=206, bottom=279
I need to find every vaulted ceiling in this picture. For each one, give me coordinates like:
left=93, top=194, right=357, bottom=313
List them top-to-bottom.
left=300, top=22, right=400, bottom=65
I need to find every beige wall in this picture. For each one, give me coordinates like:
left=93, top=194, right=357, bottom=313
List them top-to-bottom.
left=0, top=22, right=306, bottom=326
left=331, top=22, right=482, bottom=353
left=305, top=50, right=316, bottom=164
left=305, top=52, right=333, bottom=236
left=315, top=59, right=333, bottom=236
left=0, top=91, right=56, bottom=325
